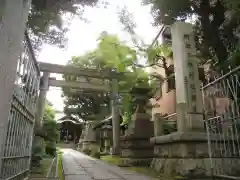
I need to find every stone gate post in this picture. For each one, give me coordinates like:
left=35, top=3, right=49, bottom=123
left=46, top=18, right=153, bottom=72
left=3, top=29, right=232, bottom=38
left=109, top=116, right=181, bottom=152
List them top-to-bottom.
left=0, top=0, right=32, bottom=171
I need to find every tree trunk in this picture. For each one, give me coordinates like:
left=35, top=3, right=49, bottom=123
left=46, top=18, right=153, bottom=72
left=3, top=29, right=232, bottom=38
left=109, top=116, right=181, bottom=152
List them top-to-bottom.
left=198, top=0, right=228, bottom=65
left=111, top=78, right=120, bottom=155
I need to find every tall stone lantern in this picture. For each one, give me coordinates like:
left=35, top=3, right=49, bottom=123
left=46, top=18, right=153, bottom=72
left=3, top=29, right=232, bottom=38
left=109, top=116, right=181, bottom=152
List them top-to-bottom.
left=120, top=85, right=154, bottom=166
left=101, top=125, right=112, bottom=154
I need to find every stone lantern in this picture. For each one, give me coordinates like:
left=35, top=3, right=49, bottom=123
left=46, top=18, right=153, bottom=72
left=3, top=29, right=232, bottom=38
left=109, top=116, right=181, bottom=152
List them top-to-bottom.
left=120, top=85, right=154, bottom=166
left=81, top=121, right=98, bottom=151
left=101, top=125, right=112, bottom=154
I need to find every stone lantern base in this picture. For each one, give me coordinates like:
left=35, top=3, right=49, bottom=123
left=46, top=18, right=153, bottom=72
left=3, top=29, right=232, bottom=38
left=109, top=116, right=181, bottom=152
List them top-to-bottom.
left=120, top=113, right=154, bottom=166
left=80, top=121, right=99, bottom=152
left=82, top=141, right=98, bottom=151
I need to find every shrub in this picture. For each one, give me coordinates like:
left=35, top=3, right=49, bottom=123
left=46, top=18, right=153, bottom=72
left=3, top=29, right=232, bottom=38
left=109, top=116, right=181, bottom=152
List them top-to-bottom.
left=163, top=122, right=177, bottom=135
left=31, top=137, right=45, bottom=168
left=45, top=141, right=57, bottom=157
left=82, top=148, right=91, bottom=155
left=57, top=151, right=64, bottom=180
left=91, top=151, right=100, bottom=159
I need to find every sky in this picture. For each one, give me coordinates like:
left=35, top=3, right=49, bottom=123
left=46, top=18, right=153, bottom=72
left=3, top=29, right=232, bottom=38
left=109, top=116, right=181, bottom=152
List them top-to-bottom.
left=38, top=0, right=159, bottom=112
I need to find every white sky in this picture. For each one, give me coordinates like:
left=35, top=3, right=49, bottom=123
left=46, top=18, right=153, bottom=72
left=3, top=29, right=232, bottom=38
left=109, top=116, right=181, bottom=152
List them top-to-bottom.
left=38, top=0, right=159, bottom=112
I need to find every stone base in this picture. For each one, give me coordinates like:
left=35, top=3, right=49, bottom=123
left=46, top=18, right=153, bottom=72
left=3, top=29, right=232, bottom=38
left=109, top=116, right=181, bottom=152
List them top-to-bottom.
left=120, top=113, right=154, bottom=166
left=126, top=113, right=153, bottom=138
left=150, top=132, right=240, bottom=177
left=120, top=138, right=154, bottom=166
left=81, top=141, right=98, bottom=151
left=77, top=143, right=82, bottom=150
left=103, top=146, right=110, bottom=154
left=151, top=158, right=240, bottom=177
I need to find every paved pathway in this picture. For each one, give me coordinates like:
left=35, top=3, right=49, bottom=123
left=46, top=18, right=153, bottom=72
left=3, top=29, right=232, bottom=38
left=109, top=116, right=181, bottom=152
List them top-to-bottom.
left=62, top=149, right=157, bottom=180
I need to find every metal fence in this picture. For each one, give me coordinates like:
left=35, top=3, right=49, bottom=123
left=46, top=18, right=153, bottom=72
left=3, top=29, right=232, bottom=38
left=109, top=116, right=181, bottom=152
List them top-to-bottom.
left=0, top=32, right=40, bottom=180
left=202, top=65, right=240, bottom=179
left=29, top=156, right=60, bottom=180
left=45, top=156, right=59, bottom=180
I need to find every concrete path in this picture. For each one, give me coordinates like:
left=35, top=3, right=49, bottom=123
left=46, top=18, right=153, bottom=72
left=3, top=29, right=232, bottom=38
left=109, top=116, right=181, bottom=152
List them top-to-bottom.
left=62, top=149, right=157, bottom=180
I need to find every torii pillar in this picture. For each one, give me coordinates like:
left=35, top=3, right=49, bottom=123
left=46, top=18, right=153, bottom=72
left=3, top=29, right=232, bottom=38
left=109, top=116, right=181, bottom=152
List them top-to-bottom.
left=0, top=0, right=32, bottom=171
left=31, top=72, right=49, bottom=166
left=35, top=72, right=50, bottom=129
left=111, top=78, right=120, bottom=155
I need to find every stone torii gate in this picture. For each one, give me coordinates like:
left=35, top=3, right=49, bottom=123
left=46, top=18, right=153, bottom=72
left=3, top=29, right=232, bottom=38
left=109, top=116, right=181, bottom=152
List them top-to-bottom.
left=37, top=62, right=121, bottom=155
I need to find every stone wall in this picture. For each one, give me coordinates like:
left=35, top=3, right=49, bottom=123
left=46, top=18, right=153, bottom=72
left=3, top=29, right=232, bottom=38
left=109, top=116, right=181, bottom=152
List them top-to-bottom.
left=150, top=132, right=240, bottom=176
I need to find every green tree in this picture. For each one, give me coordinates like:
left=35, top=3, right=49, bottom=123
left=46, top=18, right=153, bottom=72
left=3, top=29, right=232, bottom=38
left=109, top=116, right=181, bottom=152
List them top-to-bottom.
left=28, top=0, right=102, bottom=50
left=142, top=0, right=240, bottom=70
left=117, top=6, right=173, bottom=75
left=62, top=32, right=151, bottom=123
left=31, top=103, right=59, bottom=166
left=42, top=104, right=59, bottom=156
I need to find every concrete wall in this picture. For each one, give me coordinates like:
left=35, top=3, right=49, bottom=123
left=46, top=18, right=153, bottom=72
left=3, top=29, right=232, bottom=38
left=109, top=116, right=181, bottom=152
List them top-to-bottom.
left=150, top=62, right=232, bottom=121
left=151, top=90, right=176, bottom=116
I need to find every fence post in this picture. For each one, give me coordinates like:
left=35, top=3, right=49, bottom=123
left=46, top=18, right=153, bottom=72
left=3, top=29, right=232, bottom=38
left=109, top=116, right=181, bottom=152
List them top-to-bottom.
left=0, top=0, right=32, bottom=173
left=153, top=113, right=164, bottom=136
left=55, top=155, right=59, bottom=178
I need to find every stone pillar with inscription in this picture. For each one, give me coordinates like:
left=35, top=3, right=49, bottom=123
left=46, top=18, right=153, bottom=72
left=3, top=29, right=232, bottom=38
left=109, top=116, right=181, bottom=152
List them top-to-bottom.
left=150, top=21, right=209, bottom=176
left=171, top=22, right=204, bottom=132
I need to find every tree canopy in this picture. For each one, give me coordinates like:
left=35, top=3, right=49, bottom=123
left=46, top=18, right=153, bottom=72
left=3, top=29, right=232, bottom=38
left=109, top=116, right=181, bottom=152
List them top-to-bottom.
left=28, top=0, right=102, bottom=50
left=142, top=0, right=240, bottom=70
left=62, top=32, right=151, bottom=122
left=43, top=104, right=59, bottom=141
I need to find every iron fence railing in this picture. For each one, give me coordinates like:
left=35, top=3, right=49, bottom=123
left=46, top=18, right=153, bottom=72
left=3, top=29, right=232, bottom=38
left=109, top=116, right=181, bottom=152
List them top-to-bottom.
left=0, top=31, right=40, bottom=180
left=202, top=65, right=240, bottom=178
left=29, top=156, right=60, bottom=180
left=45, top=156, right=59, bottom=180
